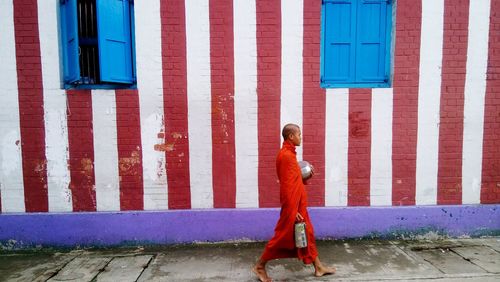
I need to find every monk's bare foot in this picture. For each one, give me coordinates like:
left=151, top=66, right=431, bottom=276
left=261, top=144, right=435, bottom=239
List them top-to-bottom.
left=252, top=264, right=272, bottom=282
left=314, top=265, right=336, bottom=277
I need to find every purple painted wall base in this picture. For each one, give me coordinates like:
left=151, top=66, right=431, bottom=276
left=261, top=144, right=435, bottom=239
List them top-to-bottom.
left=0, top=205, right=499, bottom=248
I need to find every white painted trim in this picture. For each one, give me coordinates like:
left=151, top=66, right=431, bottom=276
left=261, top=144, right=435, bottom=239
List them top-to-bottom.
left=38, top=0, right=72, bottom=212
left=134, top=0, right=168, bottom=210
left=186, top=0, right=214, bottom=209
left=234, top=0, right=259, bottom=208
left=280, top=0, right=303, bottom=160
left=415, top=0, right=444, bottom=205
left=462, top=0, right=491, bottom=204
left=0, top=1, right=25, bottom=213
left=370, top=88, right=393, bottom=206
left=325, top=89, right=349, bottom=207
left=92, top=90, right=120, bottom=211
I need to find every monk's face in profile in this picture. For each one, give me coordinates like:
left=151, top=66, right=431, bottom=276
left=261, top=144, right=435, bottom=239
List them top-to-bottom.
left=289, top=127, right=302, bottom=146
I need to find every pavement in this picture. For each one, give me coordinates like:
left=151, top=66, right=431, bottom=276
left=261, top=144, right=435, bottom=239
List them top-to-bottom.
left=0, top=237, right=499, bottom=281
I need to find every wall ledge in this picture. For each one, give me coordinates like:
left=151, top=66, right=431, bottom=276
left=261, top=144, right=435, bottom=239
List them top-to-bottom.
left=0, top=205, right=498, bottom=249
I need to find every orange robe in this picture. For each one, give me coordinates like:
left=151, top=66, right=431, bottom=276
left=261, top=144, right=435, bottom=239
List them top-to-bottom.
left=260, top=140, right=318, bottom=264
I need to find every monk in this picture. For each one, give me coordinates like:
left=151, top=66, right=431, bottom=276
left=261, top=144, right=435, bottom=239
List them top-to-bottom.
left=253, top=124, right=336, bottom=282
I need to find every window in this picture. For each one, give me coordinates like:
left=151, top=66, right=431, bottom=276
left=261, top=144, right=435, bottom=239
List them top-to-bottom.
left=59, top=0, right=136, bottom=89
left=321, top=0, right=393, bottom=88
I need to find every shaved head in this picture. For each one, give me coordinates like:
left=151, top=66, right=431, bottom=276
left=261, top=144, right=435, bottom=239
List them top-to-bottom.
left=282, top=124, right=300, bottom=140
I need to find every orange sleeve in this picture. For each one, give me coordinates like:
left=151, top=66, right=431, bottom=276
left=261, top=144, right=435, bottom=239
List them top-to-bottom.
left=278, top=152, right=303, bottom=218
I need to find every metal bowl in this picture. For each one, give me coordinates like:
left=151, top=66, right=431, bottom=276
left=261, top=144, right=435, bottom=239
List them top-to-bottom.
left=298, top=161, right=313, bottom=180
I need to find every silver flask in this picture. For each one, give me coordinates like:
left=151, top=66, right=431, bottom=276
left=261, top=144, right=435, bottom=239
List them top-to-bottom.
left=294, top=222, right=307, bottom=248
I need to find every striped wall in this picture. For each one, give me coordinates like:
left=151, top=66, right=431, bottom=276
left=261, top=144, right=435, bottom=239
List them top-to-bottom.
left=0, top=0, right=499, bottom=214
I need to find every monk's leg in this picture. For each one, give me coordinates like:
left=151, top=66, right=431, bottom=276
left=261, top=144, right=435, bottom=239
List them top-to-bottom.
left=312, top=256, right=336, bottom=277
left=253, top=259, right=272, bottom=282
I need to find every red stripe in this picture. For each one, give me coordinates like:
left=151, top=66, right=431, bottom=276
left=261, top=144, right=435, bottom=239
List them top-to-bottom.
left=13, top=0, right=48, bottom=212
left=161, top=0, right=191, bottom=209
left=209, top=0, right=236, bottom=208
left=257, top=0, right=281, bottom=208
left=303, top=0, right=325, bottom=207
left=392, top=0, right=422, bottom=206
left=437, top=0, right=469, bottom=205
left=481, top=0, right=500, bottom=204
left=348, top=89, right=371, bottom=206
left=66, top=90, right=96, bottom=212
left=116, top=90, right=144, bottom=210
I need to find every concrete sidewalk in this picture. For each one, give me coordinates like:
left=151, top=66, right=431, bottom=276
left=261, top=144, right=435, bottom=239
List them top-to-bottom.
left=1, top=238, right=499, bottom=281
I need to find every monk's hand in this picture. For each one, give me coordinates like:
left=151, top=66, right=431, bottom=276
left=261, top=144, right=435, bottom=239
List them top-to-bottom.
left=296, top=212, right=304, bottom=222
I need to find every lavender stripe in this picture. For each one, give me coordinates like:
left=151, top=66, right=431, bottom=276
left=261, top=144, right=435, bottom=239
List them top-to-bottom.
left=0, top=205, right=498, bottom=248
left=310, top=205, right=499, bottom=238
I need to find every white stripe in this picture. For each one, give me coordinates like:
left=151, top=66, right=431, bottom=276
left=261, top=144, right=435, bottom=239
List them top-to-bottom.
left=38, top=0, right=72, bottom=212
left=135, top=0, right=168, bottom=210
left=186, top=0, right=213, bottom=209
left=234, top=0, right=258, bottom=208
left=280, top=0, right=303, bottom=160
left=415, top=0, right=444, bottom=205
left=462, top=0, right=491, bottom=204
left=0, top=1, right=25, bottom=213
left=370, top=88, right=393, bottom=206
left=325, top=89, right=349, bottom=207
left=92, top=90, right=120, bottom=211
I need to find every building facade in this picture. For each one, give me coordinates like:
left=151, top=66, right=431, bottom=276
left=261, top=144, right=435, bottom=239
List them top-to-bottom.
left=0, top=0, right=499, bottom=247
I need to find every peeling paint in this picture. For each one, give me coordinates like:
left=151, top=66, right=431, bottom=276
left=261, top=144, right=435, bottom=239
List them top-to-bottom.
left=141, top=113, right=167, bottom=186
left=154, top=132, right=184, bottom=152
left=171, top=132, right=183, bottom=139
left=154, top=143, right=175, bottom=152
left=119, top=151, right=141, bottom=175
left=80, top=158, right=94, bottom=176
left=33, top=159, right=48, bottom=176
left=156, top=159, right=165, bottom=179
left=64, top=186, right=72, bottom=203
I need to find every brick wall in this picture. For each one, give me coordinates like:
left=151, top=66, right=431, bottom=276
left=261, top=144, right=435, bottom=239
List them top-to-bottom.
left=0, top=0, right=498, bottom=214
left=14, top=0, right=48, bottom=212
left=392, top=0, right=421, bottom=206
left=437, top=0, right=469, bottom=205
left=482, top=0, right=500, bottom=203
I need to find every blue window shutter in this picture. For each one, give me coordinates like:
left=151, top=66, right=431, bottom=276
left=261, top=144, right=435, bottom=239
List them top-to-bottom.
left=60, top=0, right=80, bottom=84
left=96, top=0, right=133, bottom=84
left=323, top=0, right=357, bottom=83
left=355, top=0, right=389, bottom=82
left=130, top=1, right=137, bottom=83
